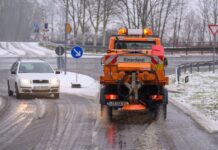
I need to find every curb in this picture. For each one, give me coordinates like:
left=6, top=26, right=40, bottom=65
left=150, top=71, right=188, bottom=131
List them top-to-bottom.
left=169, top=98, right=218, bottom=133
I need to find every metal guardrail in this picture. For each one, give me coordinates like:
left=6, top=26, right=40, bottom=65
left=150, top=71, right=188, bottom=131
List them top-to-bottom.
left=39, top=42, right=107, bottom=53
left=40, top=42, right=218, bottom=55
left=165, top=47, right=218, bottom=55
left=175, top=60, right=218, bottom=82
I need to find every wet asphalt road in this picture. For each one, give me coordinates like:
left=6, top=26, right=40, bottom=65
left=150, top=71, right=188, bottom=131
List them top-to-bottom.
left=0, top=56, right=218, bottom=150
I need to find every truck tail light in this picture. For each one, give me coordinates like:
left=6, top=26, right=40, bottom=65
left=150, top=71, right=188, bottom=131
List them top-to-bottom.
left=105, top=94, right=118, bottom=100
left=150, top=95, right=163, bottom=101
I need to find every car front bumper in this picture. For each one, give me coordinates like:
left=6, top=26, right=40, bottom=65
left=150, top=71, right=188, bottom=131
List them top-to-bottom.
left=20, top=84, right=59, bottom=95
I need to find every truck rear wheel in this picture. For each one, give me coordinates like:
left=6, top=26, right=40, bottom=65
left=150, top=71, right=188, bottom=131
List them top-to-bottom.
left=155, top=88, right=168, bottom=121
left=155, top=104, right=167, bottom=121
left=101, top=105, right=112, bottom=122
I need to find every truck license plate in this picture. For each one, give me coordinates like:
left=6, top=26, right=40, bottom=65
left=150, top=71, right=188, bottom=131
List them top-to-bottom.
left=107, top=101, right=129, bottom=107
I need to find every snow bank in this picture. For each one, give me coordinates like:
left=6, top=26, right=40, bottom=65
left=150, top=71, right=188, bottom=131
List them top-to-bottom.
left=167, top=71, right=218, bottom=122
left=57, top=72, right=100, bottom=100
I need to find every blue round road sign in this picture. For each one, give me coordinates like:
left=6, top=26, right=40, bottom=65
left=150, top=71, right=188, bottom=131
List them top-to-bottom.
left=71, top=46, right=83, bottom=59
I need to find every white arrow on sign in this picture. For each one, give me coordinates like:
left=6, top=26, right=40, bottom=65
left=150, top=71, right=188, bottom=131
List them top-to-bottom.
left=208, top=24, right=218, bottom=37
left=73, top=48, right=81, bottom=56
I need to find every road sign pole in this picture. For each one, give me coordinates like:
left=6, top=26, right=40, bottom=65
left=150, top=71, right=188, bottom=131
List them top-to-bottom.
left=64, top=0, right=69, bottom=75
left=208, top=24, right=218, bottom=73
left=213, top=35, right=216, bottom=73
left=70, top=46, right=83, bottom=88
left=76, top=59, right=78, bottom=83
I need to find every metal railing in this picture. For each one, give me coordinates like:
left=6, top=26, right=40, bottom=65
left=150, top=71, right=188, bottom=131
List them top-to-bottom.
left=175, top=60, right=218, bottom=82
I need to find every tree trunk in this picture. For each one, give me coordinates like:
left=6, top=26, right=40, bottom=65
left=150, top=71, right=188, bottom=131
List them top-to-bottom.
left=102, top=28, right=106, bottom=47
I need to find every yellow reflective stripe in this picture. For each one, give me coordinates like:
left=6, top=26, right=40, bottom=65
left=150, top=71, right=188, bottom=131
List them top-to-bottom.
left=155, top=64, right=164, bottom=70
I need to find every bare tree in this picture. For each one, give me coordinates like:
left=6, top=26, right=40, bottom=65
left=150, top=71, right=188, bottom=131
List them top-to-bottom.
left=0, top=0, right=40, bottom=41
left=78, top=0, right=89, bottom=46
left=87, top=0, right=102, bottom=46
left=101, top=0, right=119, bottom=46
left=198, top=0, right=218, bottom=42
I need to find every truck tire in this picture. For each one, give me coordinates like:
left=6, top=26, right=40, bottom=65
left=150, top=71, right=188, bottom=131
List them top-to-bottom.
left=100, top=87, right=106, bottom=105
left=155, top=88, right=168, bottom=121
left=163, top=88, right=168, bottom=119
left=163, top=88, right=168, bottom=105
left=54, top=93, right=59, bottom=99
left=155, top=104, right=165, bottom=122
left=101, top=105, right=112, bottom=122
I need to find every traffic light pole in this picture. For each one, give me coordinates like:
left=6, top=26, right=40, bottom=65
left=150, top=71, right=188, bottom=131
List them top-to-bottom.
left=64, top=0, right=69, bottom=75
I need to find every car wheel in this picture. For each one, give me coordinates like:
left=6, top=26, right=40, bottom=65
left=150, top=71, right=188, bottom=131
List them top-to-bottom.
left=7, top=80, right=13, bottom=96
left=15, top=83, right=22, bottom=99
left=54, top=93, right=59, bottom=99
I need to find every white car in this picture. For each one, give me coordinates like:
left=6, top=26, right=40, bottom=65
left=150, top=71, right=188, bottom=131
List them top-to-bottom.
left=7, top=59, right=60, bottom=99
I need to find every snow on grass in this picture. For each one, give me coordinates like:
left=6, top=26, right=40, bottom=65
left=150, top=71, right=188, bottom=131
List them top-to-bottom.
left=0, top=42, right=104, bottom=58
left=6, top=42, right=26, bottom=56
left=18, top=42, right=47, bottom=56
left=26, top=42, right=56, bottom=56
left=0, top=47, right=8, bottom=56
left=167, top=71, right=218, bottom=121
left=57, top=72, right=100, bottom=100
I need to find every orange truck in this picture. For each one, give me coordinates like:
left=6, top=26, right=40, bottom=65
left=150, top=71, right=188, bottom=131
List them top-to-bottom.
left=100, top=28, right=169, bottom=120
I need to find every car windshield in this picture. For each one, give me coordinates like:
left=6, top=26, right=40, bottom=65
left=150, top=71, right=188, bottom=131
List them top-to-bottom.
left=115, top=41, right=156, bottom=50
left=19, top=62, right=54, bottom=73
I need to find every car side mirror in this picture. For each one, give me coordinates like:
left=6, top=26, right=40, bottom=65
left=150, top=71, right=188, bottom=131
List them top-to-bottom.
left=164, top=58, right=168, bottom=66
left=11, top=71, right=16, bottom=74
left=55, top=71, right=61, bottom=74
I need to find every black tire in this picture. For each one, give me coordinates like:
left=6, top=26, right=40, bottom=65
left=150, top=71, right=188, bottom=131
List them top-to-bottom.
left=7, top=81, right=13, bottom=96
left=15, top=83, right=22, bottom=99
left=100, top=88, right=106, bottom=105
left=163, top=88, right=168, bottom=119
left=54, top=93, right=59, bottom=99
left=154, top=104, right=167, bottom=120
left=155, top=104, right=165, bottom=122
left=163, top=104, right=167, bottom=119
left=101, top=105, right=112, bottom=122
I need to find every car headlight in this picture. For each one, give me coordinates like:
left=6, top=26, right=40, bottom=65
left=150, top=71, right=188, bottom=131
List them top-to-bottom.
left=20, top=79, right=31, bottom=86
left=50, top=79, right=59, bottom=85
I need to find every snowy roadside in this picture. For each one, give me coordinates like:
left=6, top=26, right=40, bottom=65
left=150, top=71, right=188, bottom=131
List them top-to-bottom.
left=57, top=72, right=100, bottom=100
left=167, top=72, right=218, bottom=133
